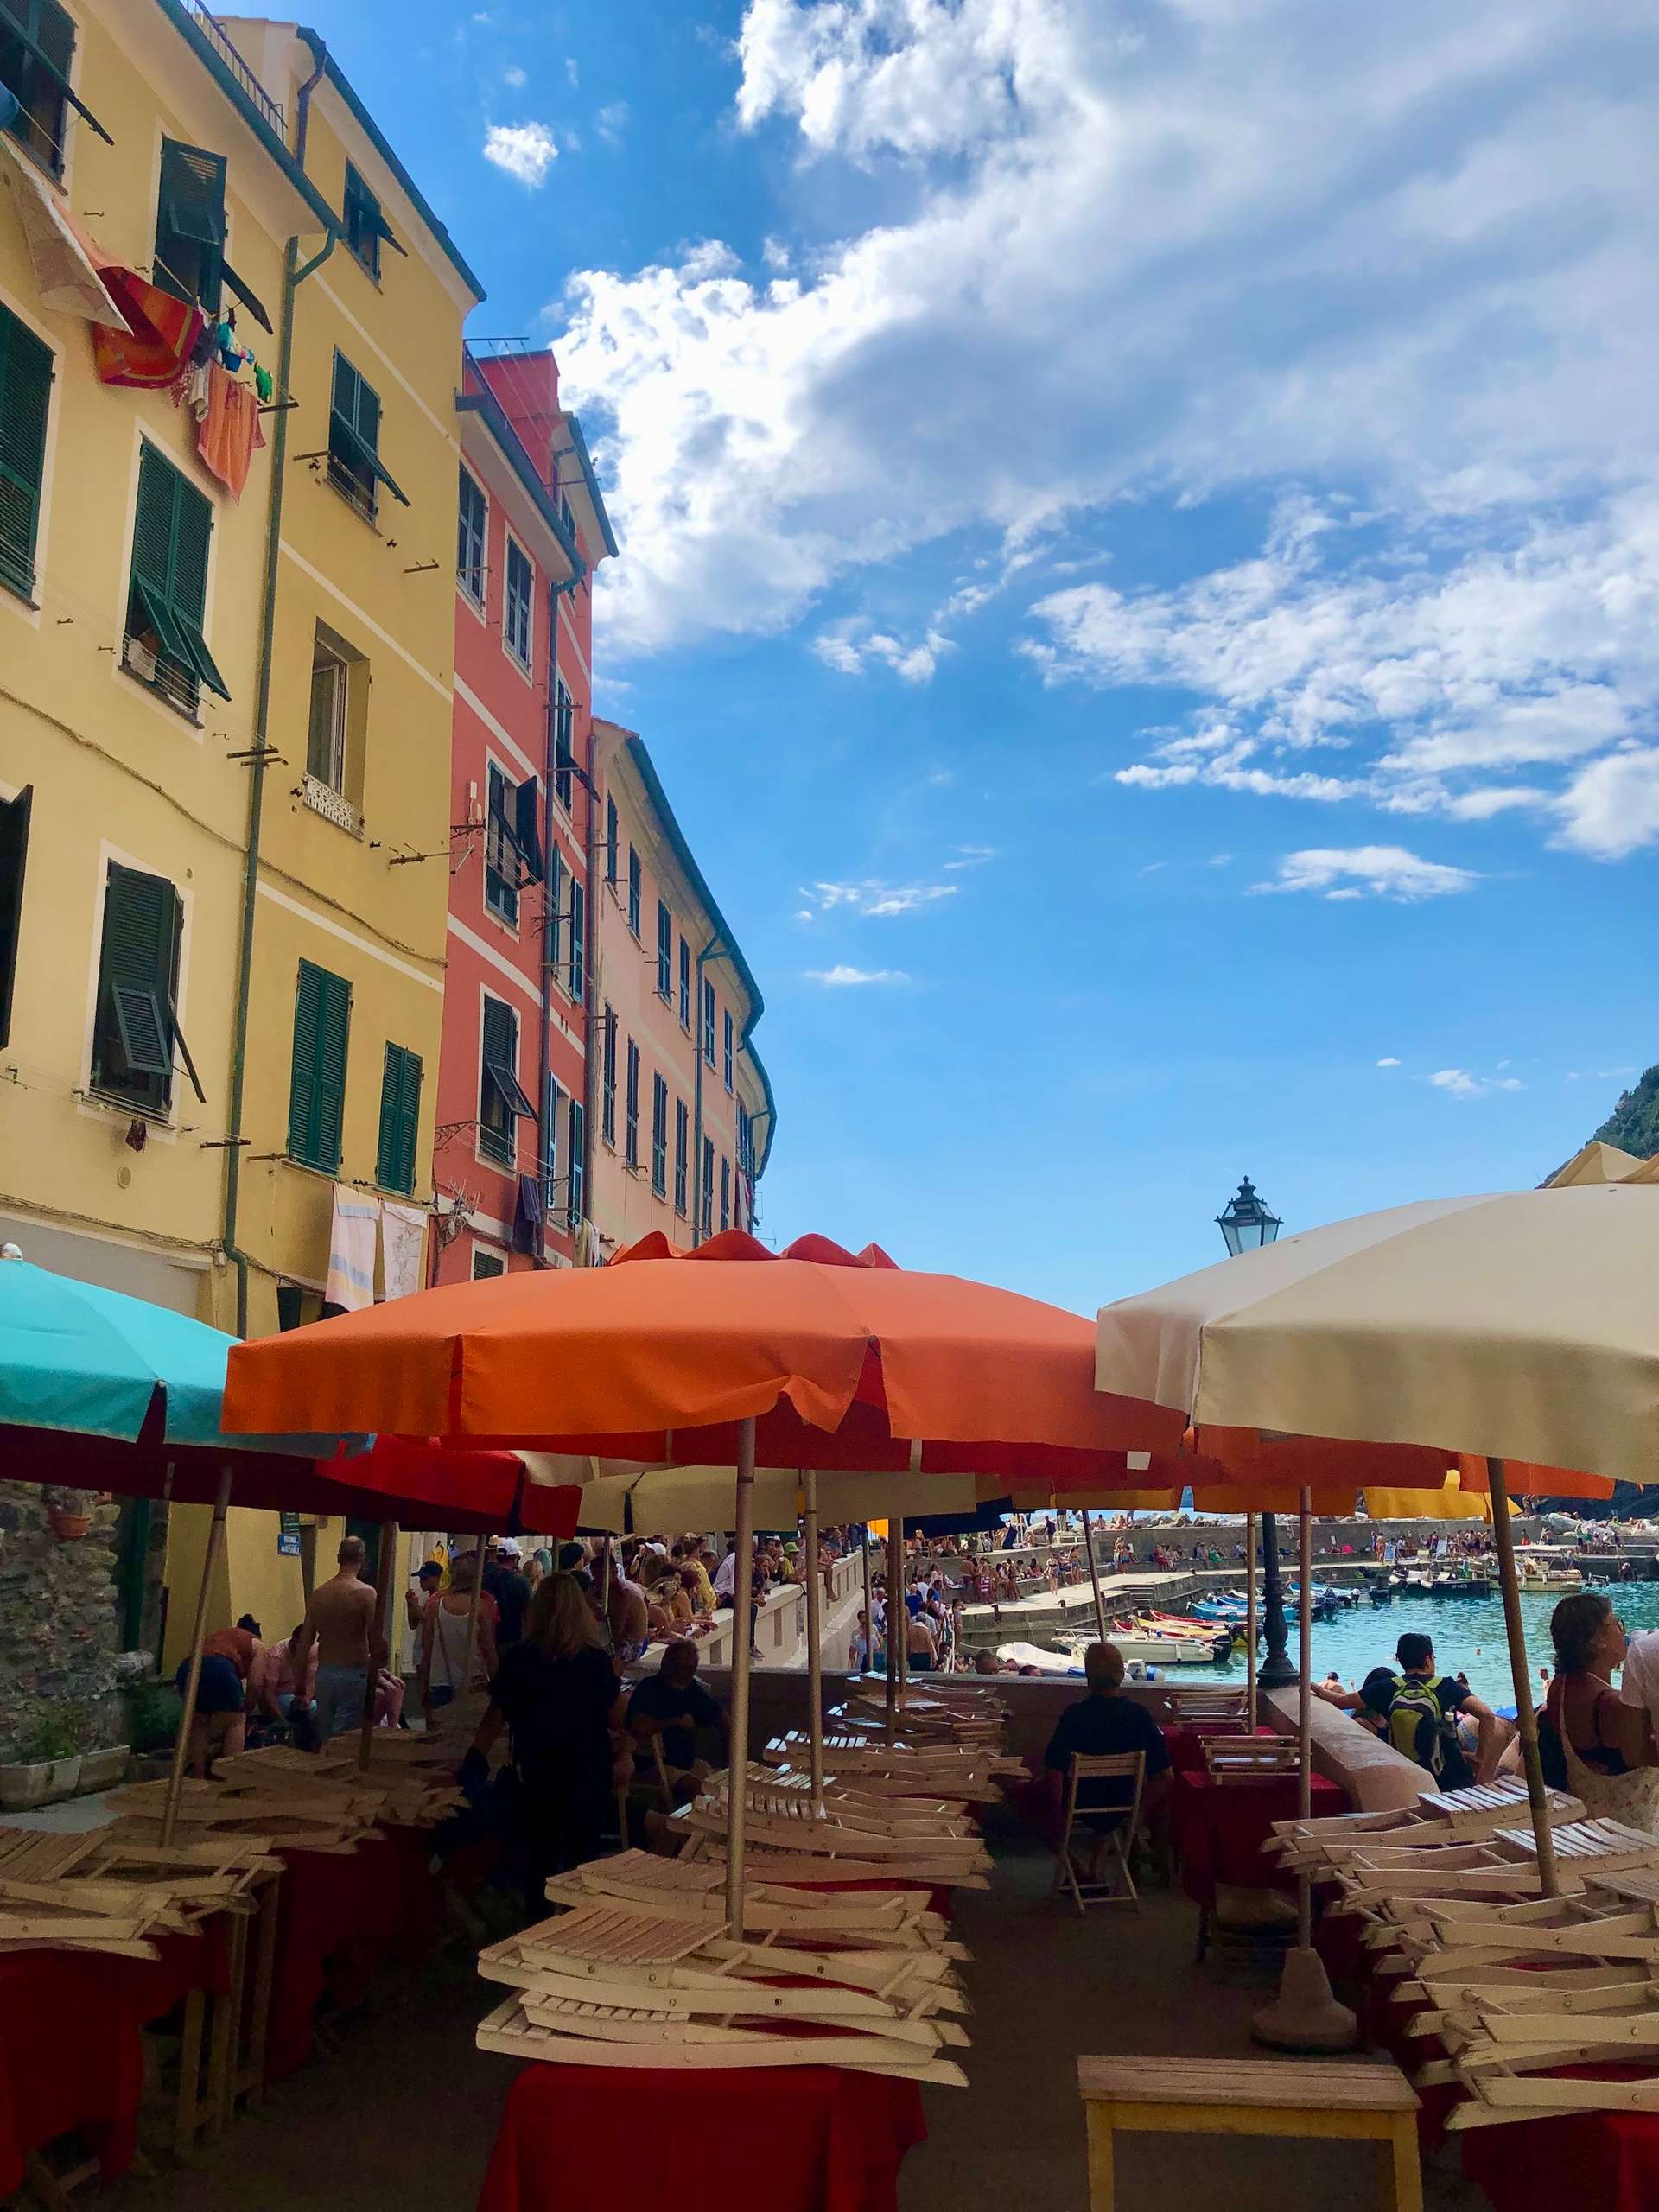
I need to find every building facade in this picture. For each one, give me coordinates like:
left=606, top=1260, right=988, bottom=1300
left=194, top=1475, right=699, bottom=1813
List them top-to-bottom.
left=435, top=345, right=613, bottom=1283
left=588, top=721, right=775, bottom=1259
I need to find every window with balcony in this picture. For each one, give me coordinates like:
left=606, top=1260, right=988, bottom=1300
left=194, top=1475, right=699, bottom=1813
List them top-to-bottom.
left=0, top=303, right=52, bottom=603
left=328, top=350, right=406, bottom=524
left=124, top=445, right=230, bottom=718
left=91, top=861, right=202, bottom=1117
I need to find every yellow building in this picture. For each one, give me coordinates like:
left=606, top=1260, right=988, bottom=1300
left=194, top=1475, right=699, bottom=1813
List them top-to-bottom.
left=0, top=5, right=480, bottom=1653
left=589, top=720, right=776, bottom=1258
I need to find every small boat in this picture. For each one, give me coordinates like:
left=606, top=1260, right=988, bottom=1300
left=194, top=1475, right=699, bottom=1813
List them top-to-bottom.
left=1519, top=1559, right=1584, bottom=1593
left=1427, top=1569, right=1491, bottom=1598
left=1105, top=1619, right=1232, bottom=1666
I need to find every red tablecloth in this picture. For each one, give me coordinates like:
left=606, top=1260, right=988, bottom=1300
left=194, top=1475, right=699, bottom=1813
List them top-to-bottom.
left=1173, top=1769, right=1348, bottom=1904
left=266, top=1827, right=440, bottom=2082
left=0, top=1920, right=230, bottom=2194
left=477, top=2063, right=925, bottom=2212
left=1460, top=2075, right=1659, bottom=2212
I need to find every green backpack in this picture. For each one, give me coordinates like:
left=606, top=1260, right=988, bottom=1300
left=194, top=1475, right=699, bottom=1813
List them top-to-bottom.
left=1384, top=1675, right=1472, bottom=1788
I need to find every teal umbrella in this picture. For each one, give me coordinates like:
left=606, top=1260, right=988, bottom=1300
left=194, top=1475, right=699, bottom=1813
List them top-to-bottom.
left=0, top=1255, right=346, bottom=1452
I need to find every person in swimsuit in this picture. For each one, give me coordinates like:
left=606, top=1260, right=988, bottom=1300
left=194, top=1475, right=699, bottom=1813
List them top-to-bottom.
left=1539, top=1592, right=1657, bottom=1807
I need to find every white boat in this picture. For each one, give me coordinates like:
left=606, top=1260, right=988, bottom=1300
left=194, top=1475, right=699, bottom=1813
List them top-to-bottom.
left=1520, top=1558, right=1584, bottom=1593
left=1059, top=1627, right=1224, bottom=1668
left=995, top=1642, right=1083, bottom=1675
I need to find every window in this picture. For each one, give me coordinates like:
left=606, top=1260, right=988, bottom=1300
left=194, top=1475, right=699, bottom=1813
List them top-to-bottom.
left=1, top=0, right=107, bottom=179
left=151, top=138, right=264, bottom=324
left=343, top=161, right=401, bottom=280
left=0, top=304, right=53, bottom=602
left=329, top=350, right=405, bottom=522
left=124, top=444, right=229, bottom=717
left=456, top=467, right=486, bottom=604
left=558, top=483, right=578, bottom=550
left=504, top=537, right=532, bottom=667
left=303, top=622, right=365, bottom=823
left=307, top=634, right=347, bottom=791
left=552, top=677, right=574, bottom=810
left=486, top=762, right=542, bottom=928
left=0, top=784, right=29, bottom=1049
left=605, top=796, right=619, bottom=883
left=548, top=845, right=564, bottom=970
left=626, top=846, right=641, bottom=938
left=90, top=861, right=201, bottom=1116
left=568, top=879, right=585, bottom=1002
left=655, top=900, right=671, bottom=999
left=677, top=937, right=690, bottom=1030
left=287, top=957, right=350, bottom=1169
left=702, top=978, right=717, bottom=1068
left=479, top=992, right=533, bottom=1166
left=601, top=1003, right=616, bottom=1145
left=722, top=1008, right=734, bottom=1093
left=625, top=1038, right=640, bottom=1167
left=375, top=1041, right=423, bottom=1194
left=541, top=1069, right=560, bottom=1208
left=650, top=1072, right=668, bottom=1198
left=567, top=1096, right=584, bottom=1226
left=673, top=1097, right=688, bottom=1216
left=738, top=1103, right=753, bottom=1180
left=700, top=1135, right=714, bottom=1238
left=720, top=1155, right=731, bottom=1233
left=473, top=1247, right=505, bottom=1281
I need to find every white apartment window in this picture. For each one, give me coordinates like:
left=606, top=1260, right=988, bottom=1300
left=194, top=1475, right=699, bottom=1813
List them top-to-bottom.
left=504, top=537, right=533, bottom=667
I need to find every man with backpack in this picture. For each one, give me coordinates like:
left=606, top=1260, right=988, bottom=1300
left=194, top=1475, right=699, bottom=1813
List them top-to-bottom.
left=1320, top=1631, right=1500, bottom=1788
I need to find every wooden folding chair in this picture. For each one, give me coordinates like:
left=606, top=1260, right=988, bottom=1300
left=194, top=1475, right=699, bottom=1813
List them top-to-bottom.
left=1055, top=1753, right=1145, bottom=1913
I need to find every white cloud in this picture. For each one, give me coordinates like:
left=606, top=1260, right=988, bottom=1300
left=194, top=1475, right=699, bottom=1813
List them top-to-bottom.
left=549, top=0, right=1659, bottom=762
left=565, top=56, right=579, bottom=86
left=504, top=65, right=528, bottom=89
left=596, top=102, right=632, bottom=146
left=483, top=121, right=558, bottom=187
left=811, top=620, right=949, bottom=682
left=1553, top=746, right=1659, bottom=861
left=926, top=768, right=954, bottom=788
left=944, top=843, right=996, bottom=870
left=1251, top=846, right=1478, bottom=902
left=804, top=879, right=958, bottom=916
left=793, top=907, right=815, bottom=922
left=807, top=964, right=910, bottom=987
left=1376, top=1056, right=1402, bottom=1068
left=1431, top=1067, right=1525, bottom=1099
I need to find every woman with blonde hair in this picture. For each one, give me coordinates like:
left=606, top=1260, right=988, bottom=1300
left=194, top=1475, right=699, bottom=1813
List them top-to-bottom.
left=418, top=1548, right=498, bottom=1717
left=464, top=1573, right=626, bottom=1906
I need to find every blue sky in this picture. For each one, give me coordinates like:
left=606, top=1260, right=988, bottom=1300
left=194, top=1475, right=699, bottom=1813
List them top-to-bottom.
left=300, top=0, right=1659, bottom=1313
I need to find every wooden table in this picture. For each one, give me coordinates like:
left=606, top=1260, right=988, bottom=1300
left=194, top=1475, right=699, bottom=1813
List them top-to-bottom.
left=1077, top=2056, right=1422, bottom=2212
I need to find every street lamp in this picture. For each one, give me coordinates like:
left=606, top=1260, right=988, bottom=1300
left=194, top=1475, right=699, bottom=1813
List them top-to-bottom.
left=1217, top=1176, right=1282, bottom=1258
left=1218, top=1178, right=1296, bottom=1687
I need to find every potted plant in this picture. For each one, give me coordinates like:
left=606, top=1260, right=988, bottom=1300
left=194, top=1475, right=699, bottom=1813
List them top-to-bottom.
left=44, top=1487, right=94, bottom=1541
left=123, top=1680, right=182, bottom=1779
left=0, top=1718, right=84, bottom=1811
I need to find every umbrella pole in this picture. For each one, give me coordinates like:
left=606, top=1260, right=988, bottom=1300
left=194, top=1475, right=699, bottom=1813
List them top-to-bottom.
left=724, top=1416, right=757, bottom=1935
left=1487, top=1456, right=1560, bottom=1900
left=162, top=1466, right=232, bottom=1847
left=803, top=1470, right=823, bottom=1815
left=1252, top=1485, right=1356, bottom=2052
left=1082, top=1508, right=1109, bottom=1643
left=1245, top=1511, right=1259, bottom=1733
left=359, top=1521, right=397, bottom=1772
left=861, top=1524, right=873, bottom=1678
left=458, top=1547, right=486, bottom=1720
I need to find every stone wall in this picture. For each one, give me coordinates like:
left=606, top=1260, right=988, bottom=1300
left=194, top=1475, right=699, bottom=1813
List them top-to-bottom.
left=0, top=1485, right=131, bottom=1761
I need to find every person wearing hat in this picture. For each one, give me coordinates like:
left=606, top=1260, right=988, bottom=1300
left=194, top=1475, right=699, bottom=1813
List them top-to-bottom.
left=483, top=1538, right=532, bottom=1650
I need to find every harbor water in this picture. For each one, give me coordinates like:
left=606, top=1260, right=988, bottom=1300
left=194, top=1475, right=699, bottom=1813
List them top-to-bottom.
left=1190, top=1574, right=1659, bottom=1708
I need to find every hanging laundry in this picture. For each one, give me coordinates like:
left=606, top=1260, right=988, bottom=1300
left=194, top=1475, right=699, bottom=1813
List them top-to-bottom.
left=1, top=136, right=132, bottom=329
left=92, top=270, right=203, bottom=390
left=188, top=319, right=218, bottom=370
left=184, top=360, right=212, bottom=422
left=196, top=362, right=264, bottom=499
left=254, top=364, right=274, bottom=404
left=326, top=1188, right=380, bottom=1312
left=380, top=1202, right=428, bottom=1300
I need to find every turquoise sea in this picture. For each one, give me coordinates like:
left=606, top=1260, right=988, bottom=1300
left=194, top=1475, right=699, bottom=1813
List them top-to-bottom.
left=1190, top=1574, right=1659, bottom=1708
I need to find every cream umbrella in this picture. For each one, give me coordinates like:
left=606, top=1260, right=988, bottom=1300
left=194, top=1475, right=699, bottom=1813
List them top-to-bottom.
left=1546, top=1141, right=1646, bottom=1187
left=1096, top=1185, right=1645, bottom=1911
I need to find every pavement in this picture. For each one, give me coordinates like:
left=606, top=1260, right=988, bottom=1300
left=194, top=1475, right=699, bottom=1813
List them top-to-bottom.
left=101, top=1820, right=1491, bottom=2212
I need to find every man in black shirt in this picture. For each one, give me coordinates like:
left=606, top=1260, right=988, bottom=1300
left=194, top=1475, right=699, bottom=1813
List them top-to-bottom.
left=626, top=1641, right=726, bottom=1790
left=1043, top=1641, right=1173, bottom=1827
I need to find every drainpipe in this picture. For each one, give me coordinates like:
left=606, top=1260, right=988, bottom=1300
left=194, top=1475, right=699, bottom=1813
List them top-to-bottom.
left=294, top=34, right=328, bottom=168
left=222, top=227, right=337, bottom=1338
left=535, top=626, right=556, bottom=1267
left=580, top=722, right=598, bottom=1261
left=690, top=934, right=725, bottom=1248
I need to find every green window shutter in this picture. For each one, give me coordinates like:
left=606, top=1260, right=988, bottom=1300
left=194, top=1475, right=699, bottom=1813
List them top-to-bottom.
left=155, top=139, right=226, bottom=310
left=0, top=307, right=53, bottom=600
left=128, top=447, right=229, bottom=705
left=93, top=862, right=181, bottom=1110
left=289, top=958, right=350, bottom=1171
left=376, top=1042, right=422, bottom=1192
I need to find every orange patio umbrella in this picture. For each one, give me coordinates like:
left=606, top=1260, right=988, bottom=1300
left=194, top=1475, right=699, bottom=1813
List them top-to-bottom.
left=225, top=1230, right=1185, bottom=1927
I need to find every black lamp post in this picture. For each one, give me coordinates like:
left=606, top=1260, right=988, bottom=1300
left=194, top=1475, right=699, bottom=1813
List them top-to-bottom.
left=1217, top=1179, right=1297, bottom=1686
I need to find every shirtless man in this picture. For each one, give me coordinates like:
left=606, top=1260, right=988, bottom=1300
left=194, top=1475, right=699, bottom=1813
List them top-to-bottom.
left=292, top=1535, right=384, bottom=1745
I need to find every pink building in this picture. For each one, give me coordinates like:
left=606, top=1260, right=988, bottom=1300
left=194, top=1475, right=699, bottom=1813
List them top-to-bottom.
left=435, top=346, right=616, bottom=1281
